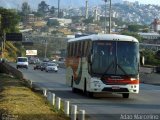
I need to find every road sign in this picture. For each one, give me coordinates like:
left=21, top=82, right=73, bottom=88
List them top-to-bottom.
left=6, top=33, right=22, bottom=41
left=22, top=41, right=33, bottom=46
left=26, top=50, right=37, bottom=56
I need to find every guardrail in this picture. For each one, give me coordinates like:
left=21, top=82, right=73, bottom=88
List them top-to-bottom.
left=0, top=62, right=86, bottom=120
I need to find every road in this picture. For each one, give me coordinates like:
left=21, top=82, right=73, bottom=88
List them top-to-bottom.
left=12, top=64, right=160, bottom=120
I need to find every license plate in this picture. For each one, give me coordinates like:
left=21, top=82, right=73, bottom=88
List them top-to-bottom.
left=112, top=86, right=120, bottom=89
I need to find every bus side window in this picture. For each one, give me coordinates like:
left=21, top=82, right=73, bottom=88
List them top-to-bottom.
left=81, top=41, right=85, bottom=57
left=84, top=41, right=89, bottom=57
left=86, top=41, right=91, bottom=56
left=76, top=42, right=79, bottom=57
left=77, top=42, right=81, bottom=57
left=71, top=43, right=73, bottom=57
left=67, top=44, right=69, bottom=57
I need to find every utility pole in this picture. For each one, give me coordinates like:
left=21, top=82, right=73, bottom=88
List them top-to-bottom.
left=58, top=0, right=60, bottom=18
left=85, top=0, right=89, bottom=19
left=103, top=0, right=112, bottom=34
left=104, top=0, right=107, bottom=33
left=109, top=0, right=112, bottom=34
left=44, top=39, right=47, bottom=59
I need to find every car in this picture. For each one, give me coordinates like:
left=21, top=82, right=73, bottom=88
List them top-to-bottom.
left=16, top=57, right=28, bottom=69
left=33, top=62, right=42, bottom=70
left=40, top=62, right=48, bottom=71
left=45, top=63, right=58, bottom=72
left=156, top=66, right=160, bottom=73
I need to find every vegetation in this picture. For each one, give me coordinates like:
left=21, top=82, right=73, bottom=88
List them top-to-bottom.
left=37, top=1, right=49, bottom=17
left=19, top=2, right=31, bottom=22
left=0, top=7, right=25, bottom=61
left=83, top=17, right=94, bottom=24
left=47, top=19, right=60, bottom=27
left=128, top=24, right=149, bottom=32
left=121, top=31, right=143, bottom=42
left=140, top=50, right=160, bottom=66
left=0, top=74, right=68, bottom=120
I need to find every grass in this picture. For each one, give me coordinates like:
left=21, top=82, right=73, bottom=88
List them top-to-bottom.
left=0, top=73, right=68, bottom=120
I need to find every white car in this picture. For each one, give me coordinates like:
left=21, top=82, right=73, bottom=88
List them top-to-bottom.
left=16, top=57, right=28, bottom=69
left=45, top=63, right=58, bottom=72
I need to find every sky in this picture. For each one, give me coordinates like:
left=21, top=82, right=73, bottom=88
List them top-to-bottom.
left=0, top=0, right=160, bottom=10
left=125, top=0, right=160, bottom=5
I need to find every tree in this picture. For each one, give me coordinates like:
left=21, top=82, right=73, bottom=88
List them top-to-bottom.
left=37, top=1, right=49, bottom=17
left=21, top=2, right=31, bottom=23
left=21, top=2, right=31, bottom=16
left=49, top=6, right=55, bottom=16
left=0, top=8, right=22, bottom=60
left=0, top=8, right=20, bottom=33
left=83, top=17, right=94, bottom=24
left=47, top=19, right=60, bottom=27
left=127, top=24, right=149, bottom=32
left=121, top=31, right=142, bottom=42
left=141, top=50, right=160, bottom=66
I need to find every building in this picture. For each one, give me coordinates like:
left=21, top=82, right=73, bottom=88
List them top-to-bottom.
left=49, top=18, right=72, bottom=26
left=151, top=19, right=160, bottom=32
left=138, top=32, right=160, bottom=40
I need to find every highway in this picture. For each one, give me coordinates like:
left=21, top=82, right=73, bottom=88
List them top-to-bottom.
left=13, top=64, right=160, bottom=120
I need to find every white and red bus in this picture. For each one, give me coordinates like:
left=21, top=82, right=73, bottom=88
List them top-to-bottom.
left=66, top=34, right=139, bottom=98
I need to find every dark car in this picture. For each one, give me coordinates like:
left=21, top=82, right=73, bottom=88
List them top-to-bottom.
left=33, top=62, right=41, bottom=70
left=40, top=62, right=48, bottom=71
left=156, top=66, right=160, bottom=73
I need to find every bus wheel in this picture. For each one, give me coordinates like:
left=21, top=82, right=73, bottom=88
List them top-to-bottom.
left=71, top=77, right=76, bottom=93
left=84, top=79, right=87, bottom=94
left=84, top=79, right=94, bottom=97
left=72, top=87, right=76, bottom=93
left=88, top=92, right=94, bottom=97
left=122, top=93, right=129, bottom=98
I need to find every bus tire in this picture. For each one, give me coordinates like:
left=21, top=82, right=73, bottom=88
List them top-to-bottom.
left=71, top=77, right=77, bottom=93
left=84, top=79, right=87, bottom=94
left=84, top=79, right=94, bottom=97
left=88, top=92, right=94, bottom=97
left=122, top=93, right=129, bottom=98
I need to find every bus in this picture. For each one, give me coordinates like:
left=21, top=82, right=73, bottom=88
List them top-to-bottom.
left=66, top=34, right=139, bottom=98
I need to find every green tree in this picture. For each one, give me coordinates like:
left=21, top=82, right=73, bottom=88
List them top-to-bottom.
left=37, top=1, right=49, bottom=17
left=20, top=2, right=31, bottom=23
left=21, top=2, right=31, bottom=16
left=49, top=6, right=55, bottom=16
left=0, top=8, right=22, bottom=60
left=0, top=8, right=20, bottom=33
left=83, top=17, right=94, bottom=24
left=47, top=19, right=59, bottom=27
left=127, top=24, right=149, bottom=32
left=121, top=31, right=142, bottom=42
left=141, top=50, right=160, bottom=66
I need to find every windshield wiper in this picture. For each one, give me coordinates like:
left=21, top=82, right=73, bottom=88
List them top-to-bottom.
left=101, top=61, right=114, bottom=78
left=116, top=63, right=129, bottom=77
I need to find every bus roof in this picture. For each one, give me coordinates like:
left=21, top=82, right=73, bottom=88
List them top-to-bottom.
left=68, top=34, right=139, bottom=43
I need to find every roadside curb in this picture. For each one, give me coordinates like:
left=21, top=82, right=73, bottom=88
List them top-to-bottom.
left=0, top=63, right=87, bottom=120
left=28, top=80, right=87, bottom=120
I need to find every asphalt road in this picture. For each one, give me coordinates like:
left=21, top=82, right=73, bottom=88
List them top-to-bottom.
left=12, top=64, right=160, bottom=120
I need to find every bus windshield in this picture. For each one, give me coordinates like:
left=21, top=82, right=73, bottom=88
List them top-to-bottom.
left=91, top=41, right=139, bottom=76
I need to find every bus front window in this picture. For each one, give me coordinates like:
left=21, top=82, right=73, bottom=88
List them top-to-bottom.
left=91, top=41, right=139, bottom=76
left=92, top=41, right=116, bottom=75
left=116, top=42, right=139, bottom=75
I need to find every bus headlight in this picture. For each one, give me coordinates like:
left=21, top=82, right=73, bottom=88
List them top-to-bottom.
left=130, top=78, right=136, bottom=81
